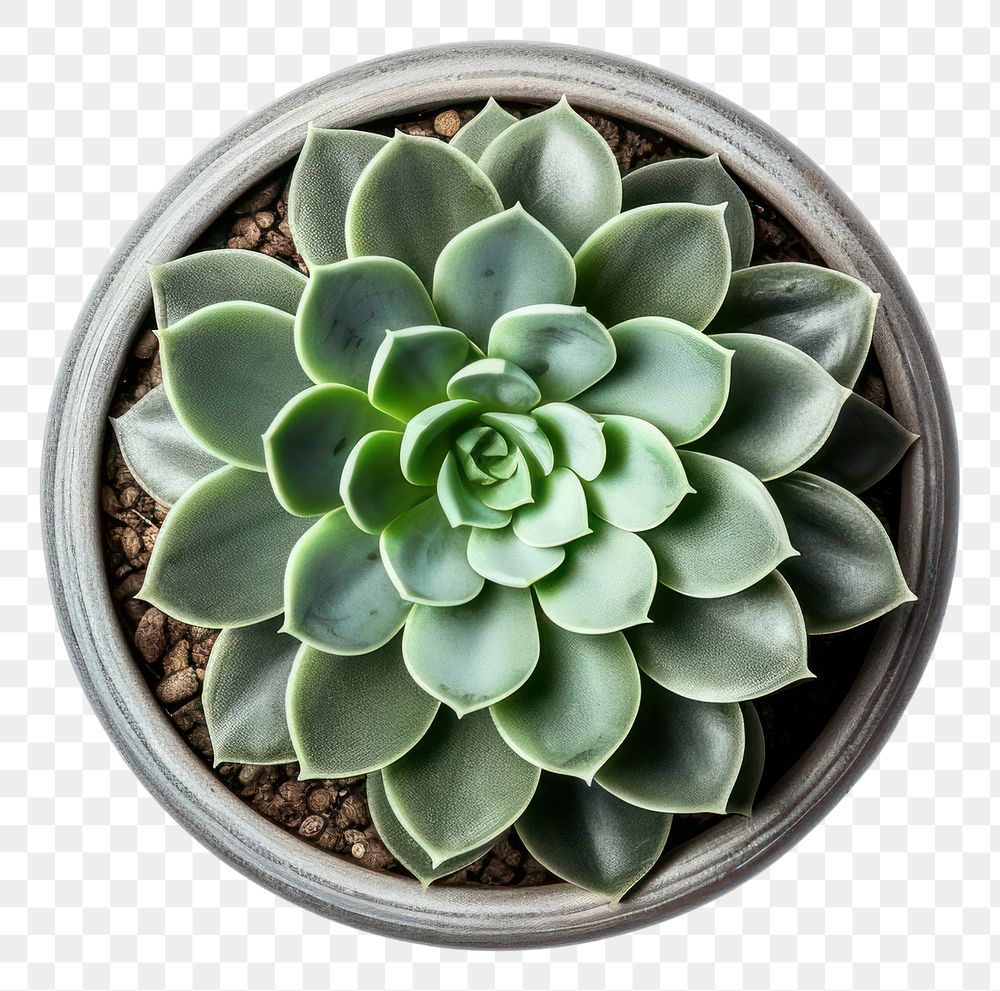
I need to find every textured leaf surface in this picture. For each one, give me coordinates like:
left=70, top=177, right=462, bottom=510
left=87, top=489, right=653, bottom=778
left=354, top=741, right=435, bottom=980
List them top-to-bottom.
left=449, top=97, right=517, bottom=162
left=478, top=97, right=622, bottom=254
left=287, top=126, right=389, bottom=268
left=346, top=132, right=503, bottom=288
left=621, top=154, right=755, bottom=269
left=574, top=204, right=731, bottom=330
left=432, top=206, right=576, bottom=349
left=149, top=249, right=306, bottom=329
left=295, top=257, right=438, bottom=389
left=707, top=262, right=879, bottom=387
left=158, top=301, right=311, bottom=470
left=575, top=316, right=732, bottom=445
left=447, top=358, right=541, bottom=412
left=264, top=384, right=398, bottom=517
left=110, top=385, right=223, bottom=506
left=804, top=392, right=918, bottom=493
left=400, top=399, right=481, bottom=486
left=530, top=403, right=606, bottom=480
left=645, top=451, right=796, bottom=598
left=436, top=452, right=511, bottom=529
left=141, top=466, right=315, bottom=628
left=512, top=468, right=590, bottom=548
left=768, top=472, right=915, bottom=634
left=284, top=507, right=411, bottom=654
left=535, top=519, right=657, bottom=634
left=466, top=525, right=565, bottom=588
left=628, top=573, right=811, bottom=703
left=403, top=584, right=539, bottom=715
left=491, top=615, right=640, bottom=781
left=202, top=617, right=298, bottom=765
left=287, top=635, right=438, bottom=777
left=596, top=676, right=745, bottom=813
left=727, top=702, right=765, bottom=816
left=382, top=708, right=540, bottom=865
left=516, top=775, right=672, bottom=901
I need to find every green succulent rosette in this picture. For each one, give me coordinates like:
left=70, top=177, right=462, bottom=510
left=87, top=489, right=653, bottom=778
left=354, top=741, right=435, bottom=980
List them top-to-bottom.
left=116, top=98, right=917, bottom=901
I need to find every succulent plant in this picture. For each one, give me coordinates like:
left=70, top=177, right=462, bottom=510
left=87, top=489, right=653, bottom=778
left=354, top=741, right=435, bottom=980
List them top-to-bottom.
left=115, top=97, right=917, bottom=900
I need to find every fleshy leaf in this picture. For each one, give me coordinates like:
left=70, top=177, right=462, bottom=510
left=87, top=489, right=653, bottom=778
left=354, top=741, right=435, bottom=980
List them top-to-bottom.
left=449, top=97, right=517, bottom=163
left=478, top=97, right=622, bottom=254
left=287, top=125, right=389, bottom=269
left=346, top=131, right=503, bottom=289
left=621, top=154, right=755, bottom=269
left=574, top=204, right=731, bottom=331
left=432, top=206, right=576, bottom=349
left=149, top=249, right=306, bottom=329
left=295, top=257, right=438, bottom=389
left=707, top=262, right=879, bottom=388
left=158, top=301, right=311, bottom=470
left=488, top=304, right=616, bottom=403
left=575, top=316, right=732, bottom=445
left=368, top=325, right=479, bottom=422
left=695, top=333, right=849, bottom=480
left=446, top=358, right=541, bottom=412
left=263, top=384, right=398, bottom=517
left=110, top=385, right=223, bottom=506
left=803, top=392, right=918, bottom=493
left=400, top=399, right=481, bottom=486
left=530, top=403, right=606, bottom=481
left=480, top=411, right=554, bottom=475
left=585, top=415, right=690, bottom=532
left=454, top=425, right=505, bottom=485
left=340, top=430, right=432, bottom=534
left=475, top=448, right=534, bottom=511
left=644, top=451, right=796, bottom=598
left=436, top=452, right=511, bottom=529
left=140, top=466, right=315, bottom=628
left=512, top=468, right=590, bottom=548
left=768, top=471, right=916, bottom=634
left=380, top=497, right=484, bottom=606
left=283, top=507, right=411, bottom=654
left=535, top=519, right=657, bottom=634
left=466, top=526, right=565, bottom=588
left=628, top=573, right=811, bottom=703
left=403, top=584, right=539, bottom=715
left=491, top=614, right=640, bottom=781
left=202, top=616, right=299, bottom=765
left=287, top=635, right=438, bottom=777
left=596, top=675, right=745, bottom=814
left=727, top=702, right=766, bottom=817
left=381, top=707, right=540, bottom=866
left=366, top=771, right=496, bottom=886
left=515, top=775, right=672, bottom=902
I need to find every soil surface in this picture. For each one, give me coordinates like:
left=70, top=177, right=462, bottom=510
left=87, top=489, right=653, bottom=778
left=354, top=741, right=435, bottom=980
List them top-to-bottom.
left=101, top=100, right=902, bottom=887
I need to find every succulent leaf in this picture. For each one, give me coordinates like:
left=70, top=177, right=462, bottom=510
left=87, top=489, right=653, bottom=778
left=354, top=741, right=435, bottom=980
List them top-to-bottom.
left=449, top=97, right=518, bottom=162
left=478, top=97, right=622, bottom=254
left=287, top=125, right=389, bottom=268
left=346, top=131, right=503, bottom=289
left=621, top=154, right=755, bottom=269
left=574, top=203, right=731, bottom=331
left=432, top=205, right=576, bottom=349
left=149, top=249, right=306, bottom=329
left=295, top=257, right=438, bottom=389
left=707, top=262, right=879, bottom=388
left=158, top=301, right=312, bottom=470
left=575, top=316, right=732, bottom=445
left=446, top=357, right=541, bottom=412
left=263, top=384, right=399, bottom=517
left=110, top=385, right=223, bottom=506
left=804, top=392, right=918, bottom=493
left=400, top=399, right=482, bottom=486
left=530, top=402, right=606, bottom=480
left=480, top=411, right=555, bottom=475
left=475, top=448, right=534, bottom=511
left=644, top=451, right=796, bottom=598
left=436, top=452, right=512, bottom=529
left=140, top=466, right=316, bottom=628
left=512, top=467, right=590, bottom=548
left=768, top=472, right=916, bottom=634
left=283, top=507, right=411, bottom=654
left=534, top=518, right=657, bottom=634
left=466, top=525, right=565, bottom=588
left=628, top=573, right=811, bottom=703
left=402, top=584, right=540, bottom=715
left=491, top=614, right=641, bottom=781
left=201, top=616, right=298, bottom=765
left=287, top=635, right=439, bottom=777
left=596, top=675, right=745, bottom=814
left=726, top=701, right=766, bottom=816
left=381, top=707, right=540, bottom=866
left=515, top=774, right=672, bottom=902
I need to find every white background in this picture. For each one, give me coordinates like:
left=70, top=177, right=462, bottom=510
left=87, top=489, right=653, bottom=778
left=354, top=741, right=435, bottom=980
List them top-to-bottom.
left=7, top=2, right=996, bottom=989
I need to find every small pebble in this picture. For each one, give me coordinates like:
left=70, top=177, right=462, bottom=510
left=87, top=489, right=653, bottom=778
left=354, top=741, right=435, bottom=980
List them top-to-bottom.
left=433, top=109, right=462, bottom=138
left=156, top=667, right=199, bottom=705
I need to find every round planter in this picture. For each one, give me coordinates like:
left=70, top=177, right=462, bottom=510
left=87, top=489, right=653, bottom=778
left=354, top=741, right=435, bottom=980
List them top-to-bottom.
left=43, top=42, right=958, bottom=949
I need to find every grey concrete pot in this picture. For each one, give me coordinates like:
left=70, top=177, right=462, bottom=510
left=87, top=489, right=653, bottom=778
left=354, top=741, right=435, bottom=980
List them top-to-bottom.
left=42, top=42, right=958, bottom=949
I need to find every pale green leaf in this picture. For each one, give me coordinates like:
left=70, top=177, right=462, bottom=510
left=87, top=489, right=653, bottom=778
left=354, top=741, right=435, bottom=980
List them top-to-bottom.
left=449, top=97, right=517, bottom=163
left=446, top=358, right=541, bottom=412
left=399, top=399, right=481, bottom=486
left=530, top=403, right=606, bottom=480
left=480, top=411, right=554, bottom=475
left=453, top=425, right=506, bottom=485
left=475, top=448, right=534, bottom=511
left=436, top=452, right=511, bottom=529
left=512, top=467, right=590, bottom=548
left=466, top=526, right=565, bottom=588
left=727, top=702, right=765, bottom=817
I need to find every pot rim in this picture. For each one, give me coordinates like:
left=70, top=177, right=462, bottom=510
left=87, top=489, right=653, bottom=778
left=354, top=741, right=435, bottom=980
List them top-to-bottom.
left=42, top=41, right=959, bottom=949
